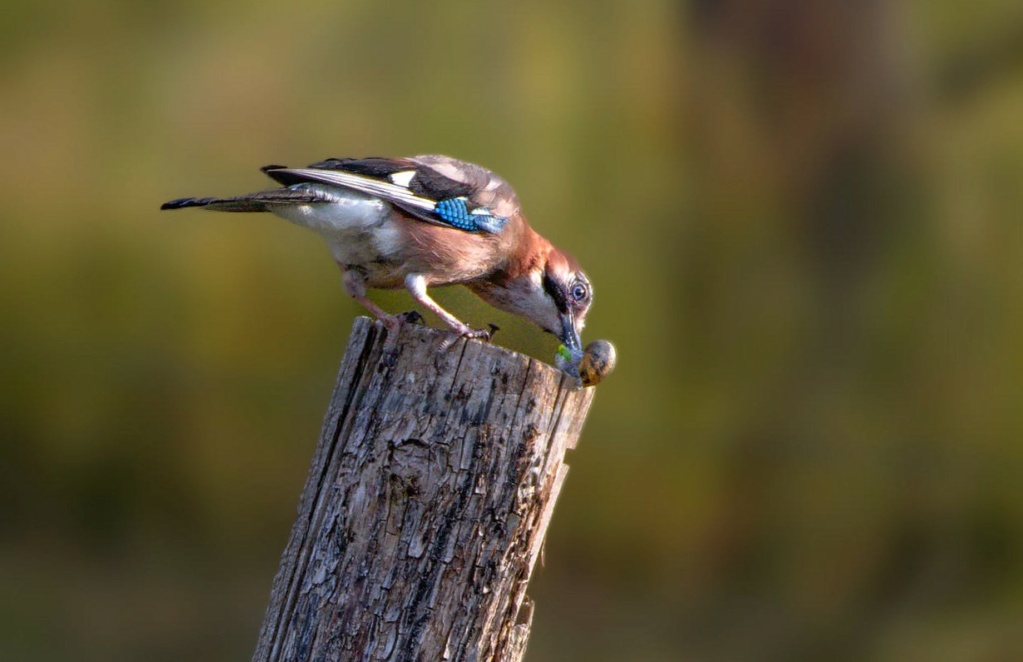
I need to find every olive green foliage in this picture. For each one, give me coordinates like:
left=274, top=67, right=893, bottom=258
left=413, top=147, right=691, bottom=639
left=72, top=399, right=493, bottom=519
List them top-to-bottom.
left=3, top=1, right=1023, bottom=660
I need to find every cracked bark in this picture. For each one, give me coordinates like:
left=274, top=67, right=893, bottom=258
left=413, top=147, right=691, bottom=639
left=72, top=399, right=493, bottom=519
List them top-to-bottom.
left=251, top=317, right=595, bottom=662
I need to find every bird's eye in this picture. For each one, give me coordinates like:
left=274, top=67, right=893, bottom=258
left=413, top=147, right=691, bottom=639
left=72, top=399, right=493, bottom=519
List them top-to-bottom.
left=570, top=282, right=589, bottom=302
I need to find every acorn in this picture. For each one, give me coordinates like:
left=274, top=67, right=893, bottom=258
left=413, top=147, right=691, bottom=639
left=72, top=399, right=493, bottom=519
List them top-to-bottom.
left=578, top=339, right=617, bottom=387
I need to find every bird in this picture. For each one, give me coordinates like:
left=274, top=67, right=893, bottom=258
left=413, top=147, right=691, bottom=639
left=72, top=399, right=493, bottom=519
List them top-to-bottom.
left=161, top=155, right=592, bottom=372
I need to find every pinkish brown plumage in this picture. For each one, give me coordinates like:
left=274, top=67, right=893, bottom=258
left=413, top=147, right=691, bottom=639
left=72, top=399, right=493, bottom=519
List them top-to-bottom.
left=162, top=155, right=592, bottom=372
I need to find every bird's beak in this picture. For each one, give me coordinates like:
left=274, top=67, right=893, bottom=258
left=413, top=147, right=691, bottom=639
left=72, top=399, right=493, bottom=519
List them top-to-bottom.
left=556, top=311, right=584, bottom=376
left=559, top=312, right=583, bottom=355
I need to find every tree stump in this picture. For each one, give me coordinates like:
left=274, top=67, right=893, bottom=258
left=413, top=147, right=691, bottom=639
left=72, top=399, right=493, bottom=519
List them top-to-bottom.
left=251, top=317, right=596, bottom=662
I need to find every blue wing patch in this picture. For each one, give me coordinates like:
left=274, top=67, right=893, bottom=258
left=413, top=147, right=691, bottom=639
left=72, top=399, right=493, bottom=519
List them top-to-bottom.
left=434, top=197, right=507, bottom=234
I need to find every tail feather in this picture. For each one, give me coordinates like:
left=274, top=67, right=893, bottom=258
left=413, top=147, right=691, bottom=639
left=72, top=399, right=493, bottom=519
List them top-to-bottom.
left=161, top=187, right=335, bottom=212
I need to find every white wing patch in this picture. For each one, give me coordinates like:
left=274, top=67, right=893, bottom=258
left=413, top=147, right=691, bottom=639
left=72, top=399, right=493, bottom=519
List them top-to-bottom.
left=389, top=170, right=416, bottom=188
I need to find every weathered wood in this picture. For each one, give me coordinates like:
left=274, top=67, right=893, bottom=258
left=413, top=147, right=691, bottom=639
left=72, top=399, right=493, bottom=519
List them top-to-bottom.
left=251, top=317, right=595, bottom=662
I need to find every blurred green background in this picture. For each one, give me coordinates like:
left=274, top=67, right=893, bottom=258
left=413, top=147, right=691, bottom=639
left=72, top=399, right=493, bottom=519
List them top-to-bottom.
left=3, top=1, right=1023, bottom=660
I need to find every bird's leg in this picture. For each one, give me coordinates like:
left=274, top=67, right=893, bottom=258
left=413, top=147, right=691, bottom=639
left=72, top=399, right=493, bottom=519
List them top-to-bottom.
left=342, top=269, right=400, bottom=331
left=342, top=270, right=408, bottom=366
left=404, top=274, right=494, bottom=346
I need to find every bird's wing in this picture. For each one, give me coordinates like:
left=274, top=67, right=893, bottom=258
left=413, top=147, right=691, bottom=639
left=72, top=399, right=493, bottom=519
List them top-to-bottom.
left=262, top=156, right=510, bottom=234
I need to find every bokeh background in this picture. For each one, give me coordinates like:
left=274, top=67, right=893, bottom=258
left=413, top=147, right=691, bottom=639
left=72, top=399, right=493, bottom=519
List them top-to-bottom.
left=3, top=1, right=1023, bottom=660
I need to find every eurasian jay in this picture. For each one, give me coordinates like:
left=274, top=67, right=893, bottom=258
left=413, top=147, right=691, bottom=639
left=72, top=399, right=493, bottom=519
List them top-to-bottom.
left=162, top=155, right=592, bottom=372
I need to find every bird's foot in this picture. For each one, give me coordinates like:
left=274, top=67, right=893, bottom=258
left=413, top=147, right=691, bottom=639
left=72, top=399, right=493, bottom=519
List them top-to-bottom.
left=377, top=310, right=424, bottom=336
left=378, top=312, right=430, bottom=367
left=377, top=314, right=411, bottom=366
left=438, top=323, right=499, bottom=351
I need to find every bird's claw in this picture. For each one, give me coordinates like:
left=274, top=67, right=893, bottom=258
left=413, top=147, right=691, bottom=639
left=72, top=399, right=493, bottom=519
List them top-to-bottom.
left=377, top=313, right=424, bottom=366
left=438, top=323, right=499, bottom=350
left=462, top=324, right=498, bottom=342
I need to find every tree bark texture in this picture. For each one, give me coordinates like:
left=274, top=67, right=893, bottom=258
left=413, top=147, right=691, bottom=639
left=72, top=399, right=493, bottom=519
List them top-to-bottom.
left=251, top=317, right=595, bottom=662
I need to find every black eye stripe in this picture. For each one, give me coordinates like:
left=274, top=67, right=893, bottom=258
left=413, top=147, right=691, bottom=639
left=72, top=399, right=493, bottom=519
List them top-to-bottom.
left=543, top=272, right=569, bottom=313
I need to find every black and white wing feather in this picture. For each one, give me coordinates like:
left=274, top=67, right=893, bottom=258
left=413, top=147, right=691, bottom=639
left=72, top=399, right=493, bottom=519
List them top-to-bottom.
left=262, top=156, right=512, bottom=234
left=160, top=186, right=337, bottom=212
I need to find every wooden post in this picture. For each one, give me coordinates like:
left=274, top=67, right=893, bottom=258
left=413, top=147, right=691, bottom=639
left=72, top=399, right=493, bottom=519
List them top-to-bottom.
left=251, top=317, right=595, bottom=662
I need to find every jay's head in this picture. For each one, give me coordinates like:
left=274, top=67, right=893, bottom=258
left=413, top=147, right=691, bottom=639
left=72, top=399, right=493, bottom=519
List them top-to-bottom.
left=473, top=245, right=591, bottom=368
left=538, top=248, right=592, bottom=359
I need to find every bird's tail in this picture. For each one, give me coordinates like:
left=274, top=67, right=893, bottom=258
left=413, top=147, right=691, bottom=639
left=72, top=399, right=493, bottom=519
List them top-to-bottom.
left=161, top=187, right=334, bottom=212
